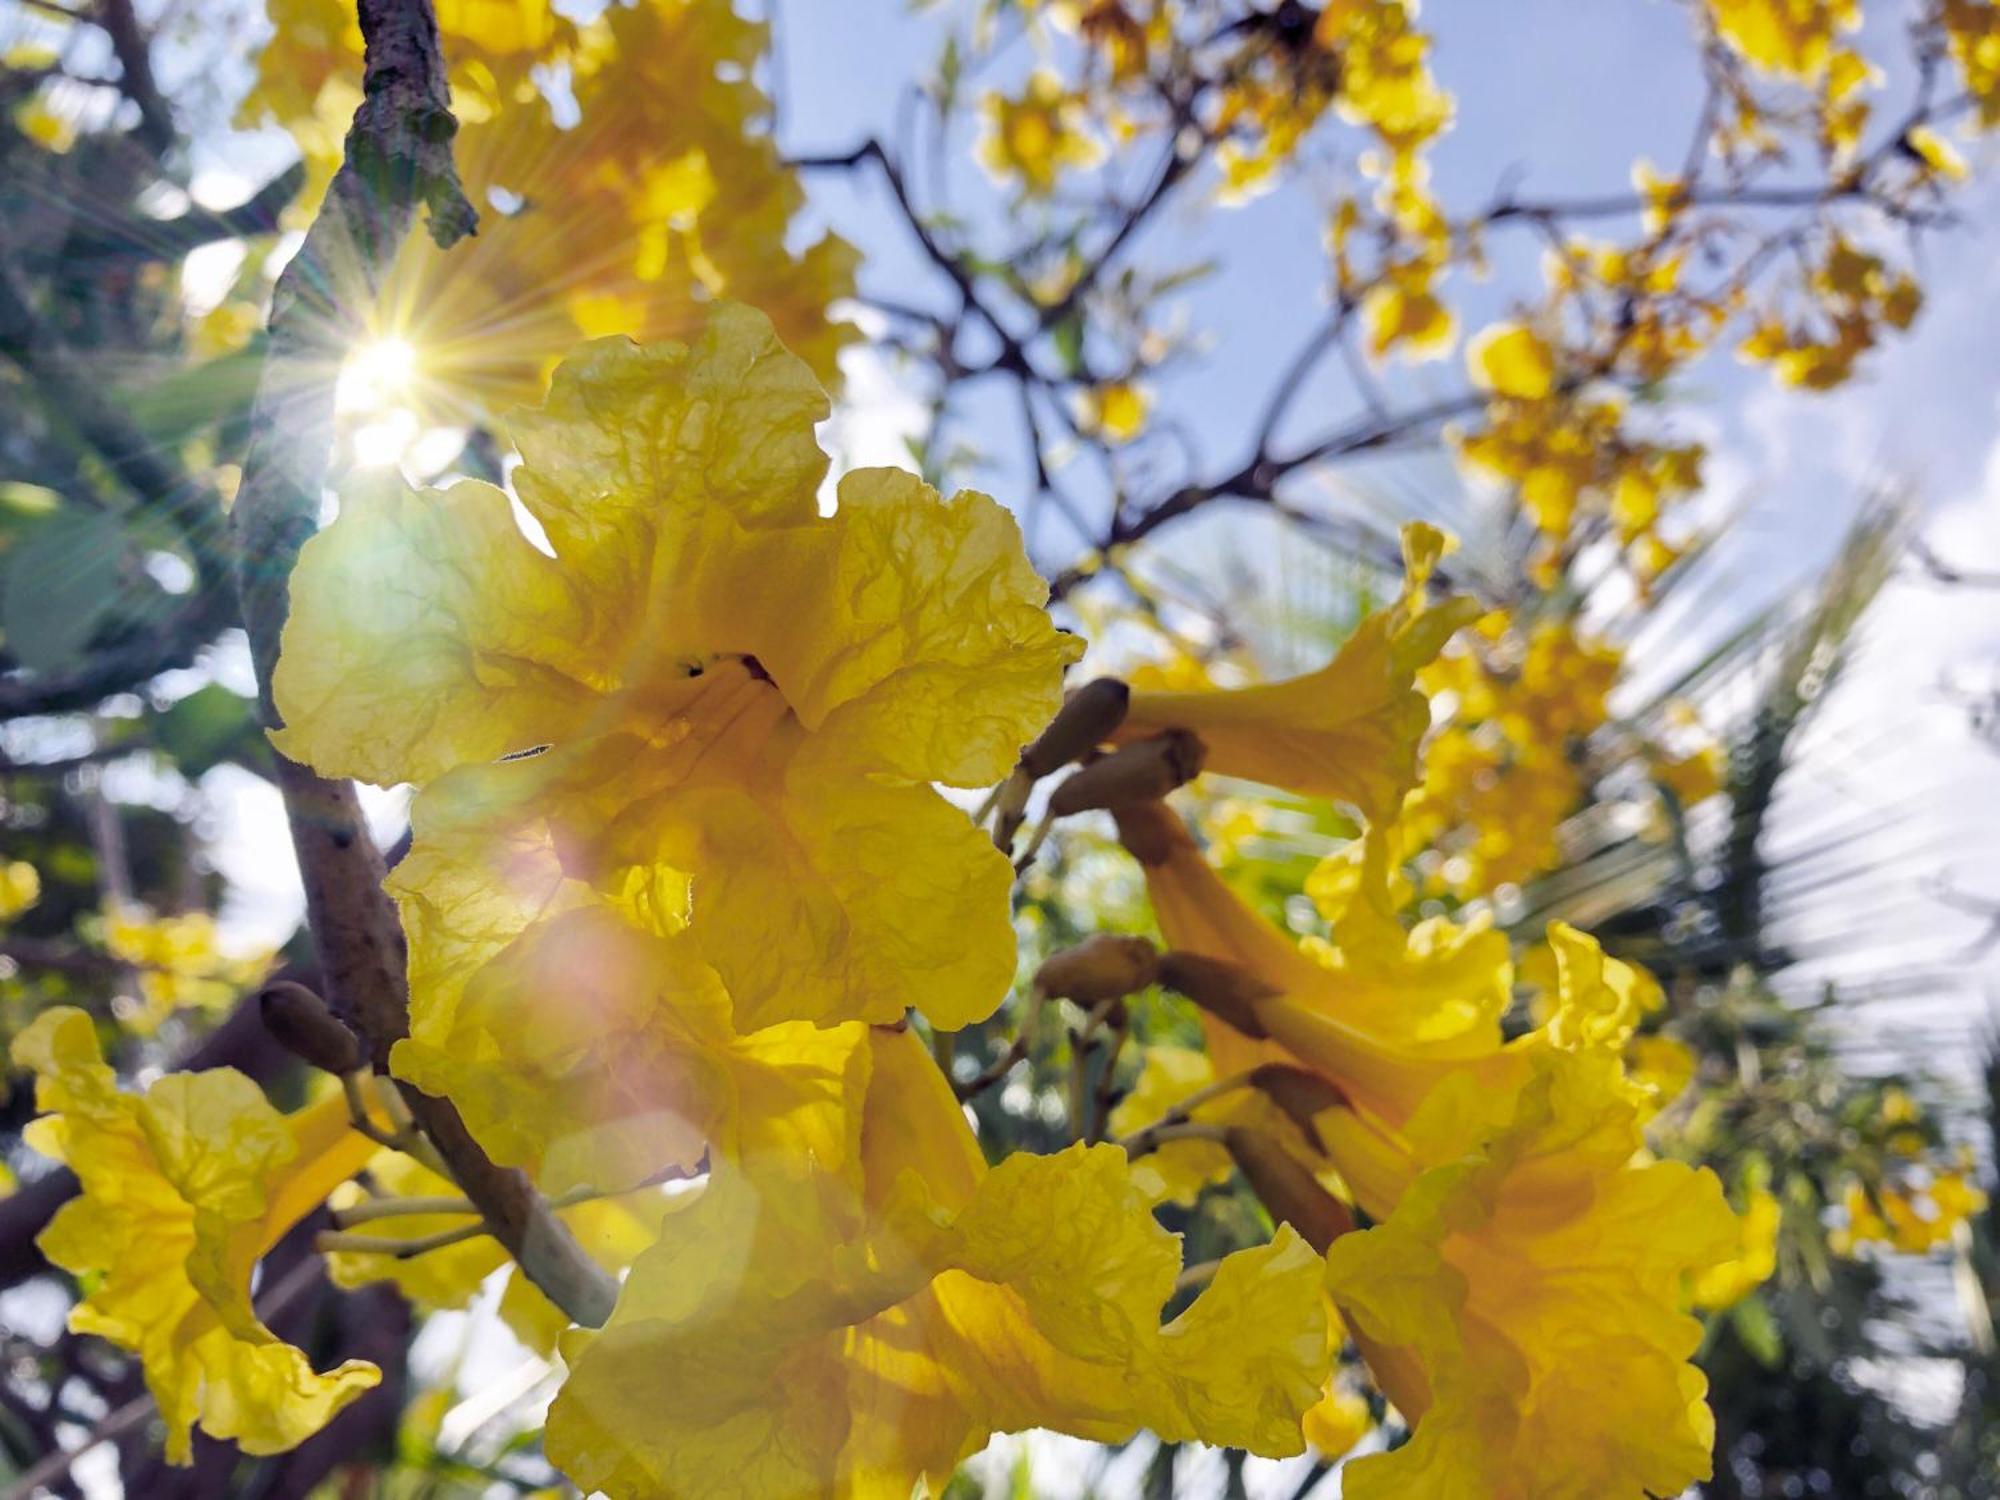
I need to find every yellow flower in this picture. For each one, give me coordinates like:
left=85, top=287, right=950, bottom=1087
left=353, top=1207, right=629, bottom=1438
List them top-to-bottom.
left=246, top=0, right=856, bottom=414
left=1062, top=0, right=1153, bottom=81
left=1318, top=0, right=1454, bottom=161
left=1705, top=0, right=1860, bottom=78
left=1941, top=0, right=2000, bottom=128
left=979, top=70, right=1104, bottom=195
left=1906, top=123, right=1971, bottom=181
left=1630, top=158, right=1688, bottom=235
left=1739, top=234, right=1921, bottom=390
left=1361, top=257, right=1456, bottom=360
left=275, top=307, right=1080, bottom=1047
left=1466, top=321, right=1557, bottom=401
left=1077, top=379, right=1151, bottom=443
left=1454, top=390, right=1705, bottom=547
left=1112, top=523, right=1479, bottom=819
left=1407, top=617, right=1629, bottom=893
left=1118, top=802, right=1523, bottom=1213
left=386, top=831, right=875, bottom=1192
left=0, top=859, right=39, bottom=921
left=103, top=905, right=268, bottom=1032
left=1533, top=920, right=1664, bottom=1053
left=1525, top=925, right=1699, bottom=1110
left=11, top=1008, right=379, bottom=1463
left=547, top=1028, right=1329, bottom=1497
left=1325, top=1048, right=1740, bottom=1500
left=1831, top=1168, right=1988, bottom=1256
left=1690, top=1186, right=1781, bottom=1309
left=1301, top=1380, right=1373, bottom=1459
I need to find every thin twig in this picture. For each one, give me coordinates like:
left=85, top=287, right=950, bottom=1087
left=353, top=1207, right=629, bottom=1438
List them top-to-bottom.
left=330, top=1193, right=477, bottom=1228
left=316, top=1220, right=491, bottom=1259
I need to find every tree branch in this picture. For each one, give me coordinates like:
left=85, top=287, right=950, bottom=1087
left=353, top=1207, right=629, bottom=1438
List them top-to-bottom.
left=92, top=0, right=176, bottom=156
left=229, top=0, right=615, bottom=1330
left=65, top=162, right=306, bottom=262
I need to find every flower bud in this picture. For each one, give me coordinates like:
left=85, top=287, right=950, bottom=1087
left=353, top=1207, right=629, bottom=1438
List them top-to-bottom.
left=1021, top=677, right=1131, bottom=779
left=1047, top=730, right=1206, bottom=818
left=1110, top=799, right=1184, bottom=867
left=1033, top=933, right=1160, bottom=1004
left=1156, top=950, right=1278, bottom=1038
left=260, top=981, right=364, bottom=1075
left=1249, top=1064, right=1349, bottom=1152
left=1225, top=1127, right=1356, bottom=1255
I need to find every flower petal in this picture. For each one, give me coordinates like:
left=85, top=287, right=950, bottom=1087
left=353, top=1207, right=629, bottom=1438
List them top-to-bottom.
left=507, top=306, right=829, bottom=607
left=740, top=468, right=1081, bottom=784
left=272, top=471, right=607, bottom=787
left=11, top=1009, right=378, bottom=1463
left=548, top=1034, right=1327, bottom=1498
left=1325, top=1050, right=1739, bottom=1500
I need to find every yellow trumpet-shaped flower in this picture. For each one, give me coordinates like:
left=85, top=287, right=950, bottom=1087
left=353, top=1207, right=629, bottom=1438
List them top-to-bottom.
left=245, top=0, right=856, bottom=415
left=1705, top=0, right=1859, bottom=79
left=275, top=306, right=1080, bottom=1041
left=1466, top=321, right=1557, bottom=401
left=1112, top=523, right=1480, bottom=819
left=384, top=769, right=874, bottom=1191
left=1121, top=801, right=1513, bottom=1127
left=1122, top=804, right=1673, bottom=1220
left=388, top=838, right=873, bottom=1194
left=103, top=905, right=270, bottom=1033
left=1530, top=920, right=1665, bottom=1052
left=11, top=1008, right=380, bottom=1463
left=547, top=1029, right=1329, bottom=1498
left=1324, top=1048, right=1740, bottom=1500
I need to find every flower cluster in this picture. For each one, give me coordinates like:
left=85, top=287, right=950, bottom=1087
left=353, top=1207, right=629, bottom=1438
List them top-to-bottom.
left=241, top=0, right=855, bottom=417
left=275, top=304, right=1321, bottom=1490
left=7, top=309, right=1777, bottom=1495
left=994, top=524, right=1743, bottom=1495
left=1408, top=611, right=1725, bottom=898
left=101, top=905, right=271, bottom=1033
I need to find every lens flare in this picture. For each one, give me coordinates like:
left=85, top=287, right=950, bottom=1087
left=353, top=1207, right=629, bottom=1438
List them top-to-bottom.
left=335, top=338, right=419, bottom=415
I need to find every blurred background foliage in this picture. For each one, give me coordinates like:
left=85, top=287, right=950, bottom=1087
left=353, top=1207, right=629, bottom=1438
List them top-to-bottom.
left=1, top=0, right=1998, bottom=1495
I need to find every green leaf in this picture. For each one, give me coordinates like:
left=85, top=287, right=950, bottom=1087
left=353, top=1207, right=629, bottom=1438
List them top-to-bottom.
left=932, top=32, right=962, bottom=113
left=1051, top=315, right=1086, bottom=378
left=122, top=345, right=267, bottom=449
left=0, top=481, right=62, bottom=521
left=1, top=508, right=126, bottom=674
left=154, top=682, right=257, bottom=776
left=1730, top=1292, right=1784, bottom=1368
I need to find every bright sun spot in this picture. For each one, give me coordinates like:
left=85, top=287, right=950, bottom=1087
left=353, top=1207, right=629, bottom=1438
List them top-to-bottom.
left=335, top=337, right=419, bottom=415
left=335, top=338, right=431, bottom=467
